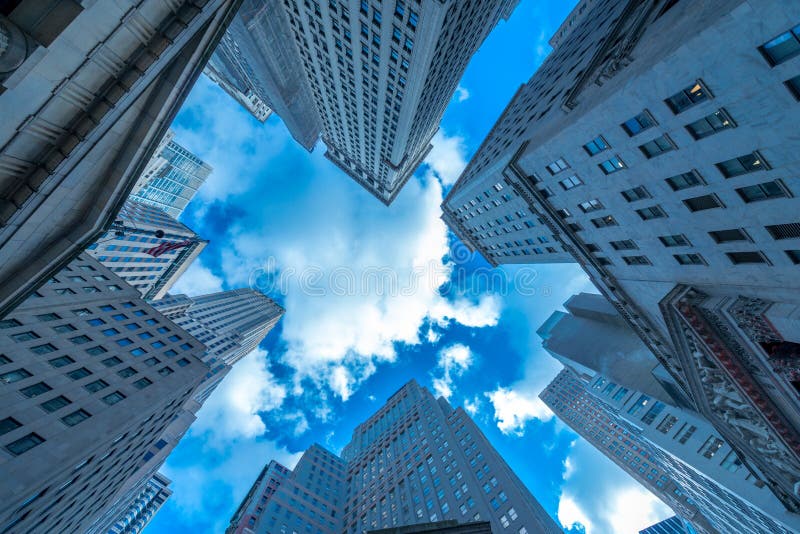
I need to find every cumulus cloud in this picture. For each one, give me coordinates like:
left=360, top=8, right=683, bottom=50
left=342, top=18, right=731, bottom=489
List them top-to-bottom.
left=454, top=85, right=470, bottom=103
left=424, top=130, right=468, bottom=186
left=170, top=259, right=224, bottom=296
left=431, top=343, right=474, bottom=399
left=485, top=386, right=553, bottom=436
left=463, top=395, right=480, bottom=416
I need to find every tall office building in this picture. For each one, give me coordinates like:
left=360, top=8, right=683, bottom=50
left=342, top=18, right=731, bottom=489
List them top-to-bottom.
left=0, top=0, right=242, bottom=317
left=222, top=0, right=520, bottom=204
left=443, top=0, right=800, bottom=509
left=130, top=130, right=213, bottom=219
left=87, top=200, right=207, bottom=300
left=0, top=254, right=208, bottom=533
left=229, top=380, right=561, bottom=534
left=87, top=472, right=173, bottom=534
left=639, top=516, right=697, bottom=534
left=367, top=521, right=492, bottom=533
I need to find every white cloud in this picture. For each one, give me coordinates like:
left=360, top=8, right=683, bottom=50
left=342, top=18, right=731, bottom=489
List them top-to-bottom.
left=454, top=85, right=470, bottom=103
left=424, top=130, right=468, bottom=186
left=170, top=259, right=224, bottom=296
left=425, top=325, right=442, bottom=344
left=431, top=343, right=474, bottom=399
left=485, top=386, right=553, bottom=436
left=463, top=395, right=480, bottom=416
left=558, top=494, right=593, bottom=533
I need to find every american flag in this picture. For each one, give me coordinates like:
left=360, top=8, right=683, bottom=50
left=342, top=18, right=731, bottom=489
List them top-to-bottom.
left=144, top=239, right=196, bottom=258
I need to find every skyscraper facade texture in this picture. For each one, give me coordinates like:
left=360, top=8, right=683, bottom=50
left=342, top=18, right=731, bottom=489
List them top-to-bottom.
left=0, top=0, right=242, bottom=317
left=220, top=0, right=520, bottom=204
left=443, top=0, right=800, bottom=510
left=130, top=130, right=214, bottom=219
left=87, top=200, right=207, bottom=301
left=0, top=254, right=208, bottom=533
left=228, top=380, right=561, bottom=533
left=87, top=472, right=173, bottom=534
left=639, top=515, right=697, bottom=534
left=367, top=520, right=492, bottom=533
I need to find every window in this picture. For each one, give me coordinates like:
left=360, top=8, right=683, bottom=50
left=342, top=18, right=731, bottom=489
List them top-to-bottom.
left=759, top=25, right=800, bottom=66
left=786, top=74, right=800, bottom=100
left=665, top=80, right=710, bottom=114
left=685, top=109, right=735, bottom=139
left=621, top=111, right=656, bottom=136
left=639, top=134, right=675, bottom=158
left=583, top=136, right=609, bottom=156
left=716, top=152, right=766, bottom=177
left=598, top=156, right=626, bottom=174
left=546, top=158, right=569, bottom=175
left=665, top=170, right=703, bottom=191
left=558, top=175, right=583, bottom=190
left=736, top=180, right=790, bottom=202
left=620, top=186, right=650, bottom=202
left=683, top=194, right=724, bottom=212
left=578, top=199, right=604, bottom=213
left=636, top=206, right=667, bottom=220
left=591, top=215, right=618, bottom=228
left=766, top=222, right=800, bottom=240
left=709, top=229, right=750, bottom=243
left=659, top=234, right=690, bottom=247
left=610, top=240, right=638, bottom=250
left=787, top=250, right=800, bottom=264
left=727, top=251, right=770, bottom=265
left=674, top=254, right=706, bottom=265
left=622, top=255, right=651, bottom=266
left=72, top=308, right=91, bottom=316
left=35, top=313, right=60, bottom=322
left=0, top=318, right=21, bottom=329
left=52, top=324, right=76, bottom=334
left=102, top=328, right=119, bottom=337
left=11, top=331, right=39, bottom=342
left=69, top=335, right=91, bottom=345
left=30, top=343, right=57, bottom=355
left=86, top=346, right=106, bottom=356
left=49, top=356, right=75, bottom=368
left=101, top=356, right=122, bottom=367
left=144, top=357, right=161, bottom=367
left=158, top=366, right=174, bottom=376
left=117, top=367, right=137, bottom=378
left=67, top=368, right=91, bottom=380
left=1, top=369, right=31, bottom=383
left=133, top=378, right=153, bottom=389
left=84, top=379, right=108, bottom=393
left=20, top=382, right=51, bottom=398
left=612, top=387, right=629, bottom=401
left=102, top=391, right=126, bottom=405
left=627, top=394, right=652, bottom=415
left=40, top=395, right=71, bottom=413
left=641, top=402, right=665, bottom=425
left=61, top=409, right=91, bottom=427
left=657, top=415, right=678, bottom=434
left=0, top=417, right=22, bottom=437
left=5, top=433, right=44, bottom=456
left=698, top=436, right=724, bottom=459
left=720, top=450, right=743, bottom=472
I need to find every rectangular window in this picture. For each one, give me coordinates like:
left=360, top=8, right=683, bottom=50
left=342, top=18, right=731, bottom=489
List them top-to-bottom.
left=759, top=25, right=800, bottom=66
left=786, top=74, right=800, bottom=100
left=665, top=80, right=711, bottom=114
left=685, top=109, right=735, bottom=139
left=621, top=111, right=656, bottom=136
left=639, top=134, right=675, bottom=158
left=583, top=136, right=609, bottom=156
left=716, top=152, right=766, bottom=178
left=598, top=156, right=626, bottom=174
left=546, top=158, right=569, bottom=175
left=665, top=170, right=704, bottom=191
left=558, top=175, right=583, bottom=190
left=736, top=180, right=791, bottom=202
left=620, top=186, right=650, bottom=202
left=683, top=194, right=724, bottom=212
left=578, top=199, right=604, bottom=213
left=636, top=205, right=667, bottom=220
left=591, top=215, right=618, bottom=228
left=765, top=222, right=800, bottom=240
left=709, top=229, right=750, bottom=243
left=659, top=234, right=690, bottom=247
left=610, top=240, right=638, bottom=250
left=786, top=250, right=800, bottom=264
left=727, top=251, right=770, bottom=265
left=674, top=254, right=706, bottom=265
left=622, top=255, right=651, bottom=266
left=0, top=319, right=21, bottom=329
left=11, top=331, right=39, bottom=342
left=30, top=343, right=57, bottom=355
left=49, top=356, right=75, bottom=368
left=101, top=356, right=122, bottom=367
left=67, top=367, right=91, bottom=380
left=117, top=367, right=136, bottom=378
left=1, top=369, right=31, bottom=383
left=133, top=377, right=153, bottom=389
left=84, top=379, right=109, bottom=393
left=20, top=382, right=51, bottom=398
left=612, top=387, right=629, bottom=401
left=102, top=391, right=126, bottom=405
left=627, top=394, right=652, bottom=415
left=40, top=395, right=71, bottom=413
left=641, top=402, right=665, bottom=425
left=61, top=409, right=91, bottom=427
left=656, top=415, right=678, bottom=434
left=0, top=417, right=21, bottom=436
left=677, top=424, right=696, bottom=444
left=5, top=433, right=44, bottom=456
left=698, top=436, right=724, bottom=459
left=720, top=450, right=743, bottom=472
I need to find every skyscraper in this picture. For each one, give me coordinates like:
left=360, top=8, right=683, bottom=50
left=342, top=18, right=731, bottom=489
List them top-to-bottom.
left=0, top=0, right=242, bottom=317
left=220, top=0, right=520, bottom=204
left=443, top=0, right=800, bottom=510
left=130, top=130, right=214, bottom=219
left=87, top=200, right=207, bottom=300
left=0, top=254, right=208, bottom=533
left=229, top=380, right=561, bottom=534
left=86, top=472, right=173, bottom=534
left=639, top=516, right=697, bottom=534
left=367, top=520, right=492, bottom=533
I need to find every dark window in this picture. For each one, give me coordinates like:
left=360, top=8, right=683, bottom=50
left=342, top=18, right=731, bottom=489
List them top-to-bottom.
left=759, top=25, right=800, bottom=66
left=786, top=74, right=800, bottom=100
left=665, top=80, right=710, bottom=114
left=685, top=109, right=735, bottom=139
left=621, top=111, right=656, bottom=136
left=639, top=134, right=675, bottom=158
left=583, top=136, right=609, bottom=156
left=716, top=152, right=766, bottom=177
left=598, top=156, right=626, bottom=174
left=665, top=170, right=703, bottom=191
left=736, top=180, right=790, bottom=202
left=621, top=186, right=650, bottom=202
left=683, top=194, right=724, bottom=212
left=636, top=206, right=667, bottom=220
left=556, top=209, right=571, bottom=219
left=591, top=216, right=618, bottom=228
left=766, top=223, right=800, bottom=240
left=709, top=229, right=750, bottom=243
left=659, top=234, right=690, bottom=247
left=609, top=240, right=638, bottom=250
left=786, top=250, right=800, bottom=264
left=727, top=251, right=770, bottom=265
left=674, top=254, right=706, bottom=265
left=622, top=255, right=651, bottom=266
left=72, top=308, right=91, bottom=316
left=35, top=313, right=60, bottom=322
left=0, top=319, right=21, bottom=329
left=52, top=324, right=76, bottom=334
left=11, top=331, right=39, bottom=342
left=69, top=335, right=91, bottom=345
left=30, top=343, right=57, bottom=355
left=86, top=346, right=106, bottom=356
left=0, top=354, right=9, bottom=365
left=49, top=356, right=75, bottom=368
left=101, top=356, right=122, bottom=367
left=144, top=357, right=161, bottom=367
left=177, top=358, right=191, bottom=367
left=117, top=367, right=137, bottom=378
left=158, top=367, right=174, bottom=377
left=67, top=368, right=91, bottom=380
left=1, top=369, right=31, bottom=383
left=133, top=378, right=153, bottom=389
left=84, top=380, right=109, bottom=393
left=20, top=382, right=51, bottom=398
left=102, top=392, right=126, bottom=405
left=40, top=396, right=71, bottom=413
left=61, top=409, right=91, bottom=427
left=0, top=417, right=22, bottom=436
left=5, top=433, right=45, bottom=456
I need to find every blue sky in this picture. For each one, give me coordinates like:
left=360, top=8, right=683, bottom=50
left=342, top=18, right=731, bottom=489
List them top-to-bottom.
left=146, top=1, right=673, bottom=532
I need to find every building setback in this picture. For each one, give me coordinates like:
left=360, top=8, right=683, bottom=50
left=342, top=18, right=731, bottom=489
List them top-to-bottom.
left=0, top=0, right=242, bottom=317
left=220, top=0, right=519, bottom=204
left=443, top=0, right=800, bottom=510
left=130, top=130, right=213, bottom=219
left=87, top=200, right=207, bottom=301
left=0, top=254, right=208, bottom=533
left=228, top=380, right=561, bottom=534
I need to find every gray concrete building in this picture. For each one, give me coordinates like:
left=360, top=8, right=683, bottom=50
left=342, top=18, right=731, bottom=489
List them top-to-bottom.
left=0, top=0, right=243, bottom=317
left=221, top=0, right=519, bottom=204
left=443, top=0, right=800, bottom=511
left=130, top=130, right=213, bottom=219
left=87, top=200, right=207, bottom=301
left=0, top=254, right=208, bottom=533
left=229, top=380, right=561, bottom=534
left=87, top=472, right=173, bottom=534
